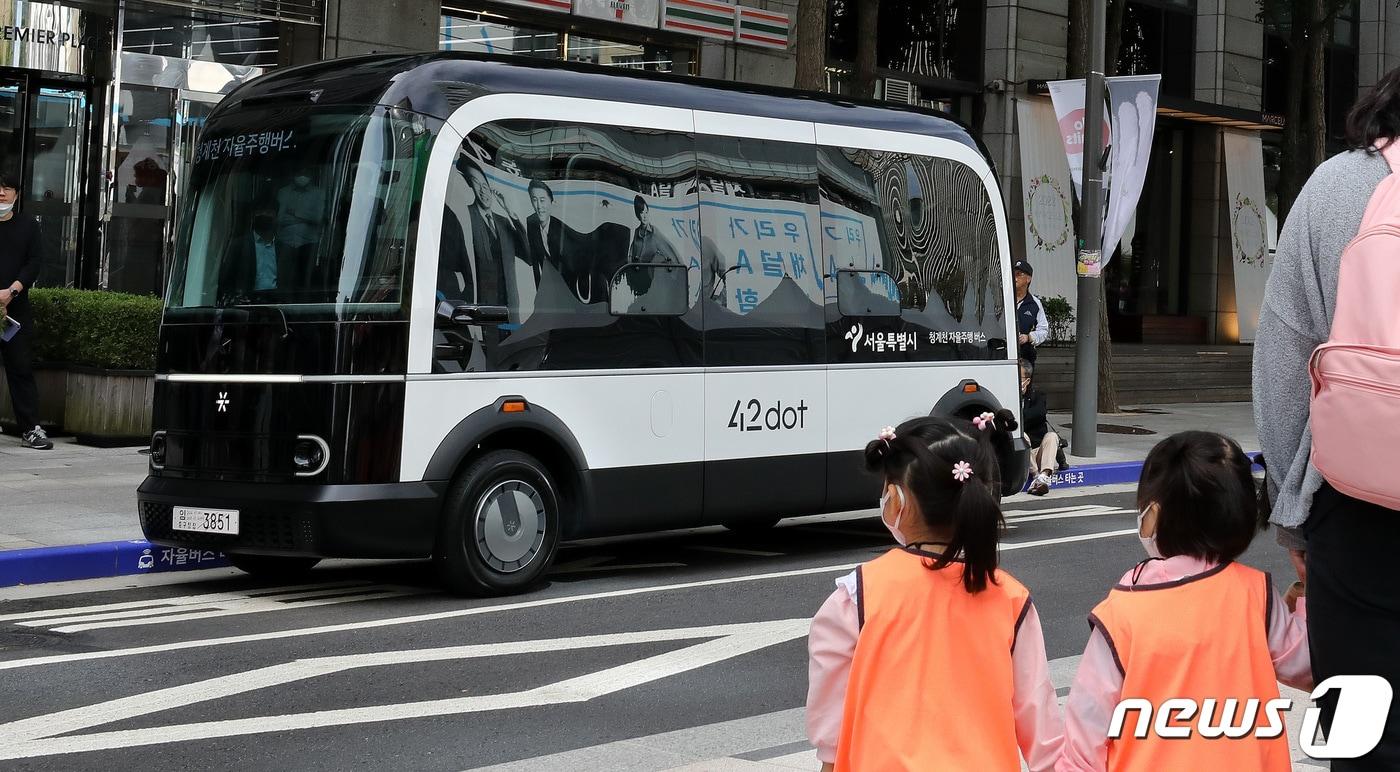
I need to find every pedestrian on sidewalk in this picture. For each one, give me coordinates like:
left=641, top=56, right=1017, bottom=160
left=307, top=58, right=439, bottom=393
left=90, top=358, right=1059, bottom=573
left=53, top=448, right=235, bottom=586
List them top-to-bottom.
left=1254, top=66, right=1400, bottom=769
left=0, top=170, right=51, bottom=451
left=1014, top=260, right=1049, bottom=365
left=1021, top=358, right=1067, bottom=496
left=806, top=411, right=1063, bottom=772
left=1058, top=431, right=1310, bottom=771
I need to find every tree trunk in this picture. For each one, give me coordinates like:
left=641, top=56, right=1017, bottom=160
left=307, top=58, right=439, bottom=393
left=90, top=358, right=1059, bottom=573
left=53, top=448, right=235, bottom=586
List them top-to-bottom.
left=792, top=0, right=828, bottom=91
left=852, top=0, right=880, bottom=98
left=1065, top=0, right=1122, bottom=413
left=1279, top=0, right=1335, bottom=220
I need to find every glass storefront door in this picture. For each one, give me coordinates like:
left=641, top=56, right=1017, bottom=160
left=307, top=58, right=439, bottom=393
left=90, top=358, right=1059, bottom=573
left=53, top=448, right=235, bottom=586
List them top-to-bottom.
left=0, top=74, right=92, bottom=290
left=25, top=86, right=87, bottom=288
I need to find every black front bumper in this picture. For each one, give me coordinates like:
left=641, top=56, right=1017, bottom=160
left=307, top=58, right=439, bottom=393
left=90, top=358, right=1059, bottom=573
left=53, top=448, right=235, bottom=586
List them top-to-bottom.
left=138, top=476, right=447, bottom=559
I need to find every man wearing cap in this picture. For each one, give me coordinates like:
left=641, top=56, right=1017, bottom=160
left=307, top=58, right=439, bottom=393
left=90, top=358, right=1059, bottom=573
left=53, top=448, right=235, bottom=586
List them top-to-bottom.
left=1013, top=259, right=1049, bottom=365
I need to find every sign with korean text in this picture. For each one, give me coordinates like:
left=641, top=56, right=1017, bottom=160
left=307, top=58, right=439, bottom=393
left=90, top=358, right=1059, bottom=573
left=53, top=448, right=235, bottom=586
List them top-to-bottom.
left=574, top=0, right=660, bottom=28
left=663, top=0, right=736, bottom=40
left=735, top=5, right=790, bottom=48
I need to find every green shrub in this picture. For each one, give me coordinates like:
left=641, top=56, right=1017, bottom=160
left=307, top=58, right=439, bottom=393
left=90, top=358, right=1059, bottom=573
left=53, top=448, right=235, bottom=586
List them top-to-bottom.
left=27, top=288, right=162, bottom=371
left=1042, top=295, right=1076, bottom=343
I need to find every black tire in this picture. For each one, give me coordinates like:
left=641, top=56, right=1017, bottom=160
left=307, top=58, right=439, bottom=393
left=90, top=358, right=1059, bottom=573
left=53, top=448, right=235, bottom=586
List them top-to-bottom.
left=435, top=449, right=561, bottom=597
left=723, top=517, right=781, bottom=535
left=226, top=553, right=321, bottom=579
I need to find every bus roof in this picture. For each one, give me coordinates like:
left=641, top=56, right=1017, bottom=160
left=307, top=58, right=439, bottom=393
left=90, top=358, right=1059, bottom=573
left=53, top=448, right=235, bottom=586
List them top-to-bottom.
left=217, top=52, right=992, bottom=166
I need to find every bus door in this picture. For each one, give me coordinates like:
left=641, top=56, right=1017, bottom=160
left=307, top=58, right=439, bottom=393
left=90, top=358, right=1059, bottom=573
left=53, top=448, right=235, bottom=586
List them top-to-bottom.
left=694, top=117, right=828, bottom=523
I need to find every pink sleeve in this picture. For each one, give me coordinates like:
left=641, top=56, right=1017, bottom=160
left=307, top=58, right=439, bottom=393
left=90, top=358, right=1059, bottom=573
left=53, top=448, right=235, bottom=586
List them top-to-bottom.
left=807, top=584, right=860, bottom=764
left=1268, top=589, right=1312, bottom=691
left=1012, top=602, right=1066, bottom=772
left=1057, top=626, right=1122, bottom=772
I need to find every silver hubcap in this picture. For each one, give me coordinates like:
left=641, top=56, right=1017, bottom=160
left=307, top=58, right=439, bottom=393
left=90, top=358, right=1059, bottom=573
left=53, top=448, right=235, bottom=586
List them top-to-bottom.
left=474, top=479, right=547, bottom=573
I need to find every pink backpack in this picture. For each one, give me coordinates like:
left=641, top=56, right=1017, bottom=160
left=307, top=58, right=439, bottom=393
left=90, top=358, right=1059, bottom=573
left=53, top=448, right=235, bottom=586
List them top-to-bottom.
left=1309, top=141, right=1400, bottom=511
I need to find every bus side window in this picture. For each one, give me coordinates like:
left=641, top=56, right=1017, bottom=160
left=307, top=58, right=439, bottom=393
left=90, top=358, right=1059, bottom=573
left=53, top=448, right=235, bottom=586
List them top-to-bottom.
left=818, top=145, right=1006, bottom=361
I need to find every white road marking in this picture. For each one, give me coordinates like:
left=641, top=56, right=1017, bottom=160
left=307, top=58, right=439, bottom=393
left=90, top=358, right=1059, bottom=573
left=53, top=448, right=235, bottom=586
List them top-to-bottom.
left=1005, top=506, right=1135, bottom=524
left=0, top=527, right=1136, bottom=672
left=2, top=582, right=427, bottom=634
left=0, top=619, right=811, bottom=760
left=467, top=654, right=1327, bottom=771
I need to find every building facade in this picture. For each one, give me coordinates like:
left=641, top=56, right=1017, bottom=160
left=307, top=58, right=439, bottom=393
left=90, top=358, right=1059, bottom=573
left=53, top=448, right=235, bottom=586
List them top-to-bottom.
left=13, top=0, right=1387, bottom=333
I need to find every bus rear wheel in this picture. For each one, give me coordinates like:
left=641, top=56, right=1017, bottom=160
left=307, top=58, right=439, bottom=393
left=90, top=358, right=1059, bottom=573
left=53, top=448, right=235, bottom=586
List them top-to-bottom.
left=435, top=450, right=561, bottom=597
left=226, top=554, right=321, bottom=579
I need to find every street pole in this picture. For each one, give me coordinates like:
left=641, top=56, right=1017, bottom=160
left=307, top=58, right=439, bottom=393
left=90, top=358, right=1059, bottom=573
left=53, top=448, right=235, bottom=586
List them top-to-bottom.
left=1071, top=0, right=1107, bottom=457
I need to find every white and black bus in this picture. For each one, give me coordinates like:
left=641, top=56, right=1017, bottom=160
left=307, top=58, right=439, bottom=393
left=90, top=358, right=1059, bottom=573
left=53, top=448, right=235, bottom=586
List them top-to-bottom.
left=138, top=53, right=1027, bottom=595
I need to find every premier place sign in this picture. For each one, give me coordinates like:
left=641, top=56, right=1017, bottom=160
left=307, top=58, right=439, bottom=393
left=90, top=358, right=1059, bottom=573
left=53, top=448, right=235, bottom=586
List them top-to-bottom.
left=0, top=1, right=91, bottom=76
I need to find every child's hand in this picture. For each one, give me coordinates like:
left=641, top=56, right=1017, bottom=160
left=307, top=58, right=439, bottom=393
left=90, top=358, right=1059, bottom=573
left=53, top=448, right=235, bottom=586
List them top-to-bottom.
left=1285, top=580, right=1305, bottom=613
left=820, top=764, right=835, bottom=772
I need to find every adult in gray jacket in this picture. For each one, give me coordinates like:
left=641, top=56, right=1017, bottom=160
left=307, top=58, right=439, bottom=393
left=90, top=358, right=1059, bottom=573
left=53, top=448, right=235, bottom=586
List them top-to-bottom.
left=1255, top=69, right=1400, bottom=769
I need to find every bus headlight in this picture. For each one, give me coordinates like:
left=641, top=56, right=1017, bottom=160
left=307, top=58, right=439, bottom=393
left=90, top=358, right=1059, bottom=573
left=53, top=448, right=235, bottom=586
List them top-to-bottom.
left=292, top=435, right=329, bottom=477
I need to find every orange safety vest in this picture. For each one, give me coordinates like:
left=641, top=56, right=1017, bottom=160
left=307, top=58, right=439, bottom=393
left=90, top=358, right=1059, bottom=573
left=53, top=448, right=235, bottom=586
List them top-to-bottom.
left=835, top=547, right=1032, bottom=771
left=1091, top=561, right=1290, bottom=772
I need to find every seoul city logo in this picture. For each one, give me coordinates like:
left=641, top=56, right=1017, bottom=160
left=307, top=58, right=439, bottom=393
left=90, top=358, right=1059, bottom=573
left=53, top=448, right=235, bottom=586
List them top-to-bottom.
left=845, top=323, right=864, bottom=352
left=215, top=392, right=230, bottom=413
left=1110, top=675, right=1393, bottom=759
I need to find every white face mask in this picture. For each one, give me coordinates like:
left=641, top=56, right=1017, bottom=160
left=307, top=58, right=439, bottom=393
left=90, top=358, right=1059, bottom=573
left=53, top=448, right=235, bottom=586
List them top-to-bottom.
left=295, top=176, right=311, bottom=187
left=0, top=202, right=15, bottom=215
left=880, top=486, right=908, bottom=546
left=1138, top=507, right=1163, bottom=560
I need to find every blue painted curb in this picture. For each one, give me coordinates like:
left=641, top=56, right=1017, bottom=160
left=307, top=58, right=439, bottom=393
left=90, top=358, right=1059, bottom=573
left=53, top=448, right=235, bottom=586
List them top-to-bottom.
left=1020, top=452, right=1262, bottom=493
left=2, top=453, right=1264, bottom=588
left=0, top=541, right=229, bottom=588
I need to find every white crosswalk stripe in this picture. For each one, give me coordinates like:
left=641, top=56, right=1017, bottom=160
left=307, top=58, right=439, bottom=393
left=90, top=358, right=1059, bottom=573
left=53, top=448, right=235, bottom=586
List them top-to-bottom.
left=0, top=581, right=428, bottom=633
left=470, top=655, right=1330, bottom=771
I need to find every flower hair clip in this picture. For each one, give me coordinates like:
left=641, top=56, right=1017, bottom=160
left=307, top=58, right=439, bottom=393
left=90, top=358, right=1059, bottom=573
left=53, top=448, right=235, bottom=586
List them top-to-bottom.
left=972, top=412, right=997, bottom=432
left=876, top=426, right=897, bottom=453
left=952, top=461, right=974, bottom=483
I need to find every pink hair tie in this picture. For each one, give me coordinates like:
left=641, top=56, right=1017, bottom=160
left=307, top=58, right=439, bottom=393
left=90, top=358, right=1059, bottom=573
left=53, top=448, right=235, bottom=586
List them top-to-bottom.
left=972, top=412, right=996, bottom=431
left=877, top=426, right=897, bottom=450
left=952, top=461, right=974, bottom=482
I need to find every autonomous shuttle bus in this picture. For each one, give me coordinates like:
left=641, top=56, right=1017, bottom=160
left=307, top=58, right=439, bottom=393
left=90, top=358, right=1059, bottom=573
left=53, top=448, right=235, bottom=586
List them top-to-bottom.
left=138, top=53, right=1028, bottom=595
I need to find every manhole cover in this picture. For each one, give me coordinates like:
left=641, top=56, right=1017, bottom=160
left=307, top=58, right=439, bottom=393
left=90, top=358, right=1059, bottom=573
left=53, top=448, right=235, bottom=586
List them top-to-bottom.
left=1061, top=423, right=1157, bottom=435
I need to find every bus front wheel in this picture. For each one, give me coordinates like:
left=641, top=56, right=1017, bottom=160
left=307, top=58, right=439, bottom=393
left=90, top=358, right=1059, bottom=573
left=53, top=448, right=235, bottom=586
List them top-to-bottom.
left=435, top=449, right=561, bottom=597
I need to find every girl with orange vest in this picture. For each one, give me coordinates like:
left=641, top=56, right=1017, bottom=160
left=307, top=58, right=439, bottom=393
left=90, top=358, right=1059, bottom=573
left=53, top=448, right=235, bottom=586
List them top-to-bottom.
left=806, top=412, right=1065, bottom=771
left=1058, top=431, right=1312, bottom=771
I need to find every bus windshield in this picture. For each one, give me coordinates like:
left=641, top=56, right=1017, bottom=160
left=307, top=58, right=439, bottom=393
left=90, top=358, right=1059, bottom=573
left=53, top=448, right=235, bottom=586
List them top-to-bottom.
left=165, top=104, right=434, bottom=319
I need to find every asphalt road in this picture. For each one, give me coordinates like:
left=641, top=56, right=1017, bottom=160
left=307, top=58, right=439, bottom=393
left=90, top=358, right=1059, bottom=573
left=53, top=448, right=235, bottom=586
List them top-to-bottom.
left=0, top=485, right=1309, bottom=771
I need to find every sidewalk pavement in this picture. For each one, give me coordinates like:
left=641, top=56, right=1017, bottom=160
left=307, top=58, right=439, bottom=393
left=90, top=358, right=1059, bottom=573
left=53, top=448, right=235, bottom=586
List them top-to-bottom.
left=0, top=402, right=1258, bottom=585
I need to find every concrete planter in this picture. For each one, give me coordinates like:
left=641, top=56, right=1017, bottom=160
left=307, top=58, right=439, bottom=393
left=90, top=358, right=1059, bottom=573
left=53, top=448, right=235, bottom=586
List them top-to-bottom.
left=0, top=364, right=68, bottom=433
left=63, top=366, right=154, bottom=446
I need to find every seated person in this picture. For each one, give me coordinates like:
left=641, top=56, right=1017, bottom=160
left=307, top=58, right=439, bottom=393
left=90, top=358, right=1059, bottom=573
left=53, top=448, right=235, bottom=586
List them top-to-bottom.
left=1021, top=358, right=1068, bottom=496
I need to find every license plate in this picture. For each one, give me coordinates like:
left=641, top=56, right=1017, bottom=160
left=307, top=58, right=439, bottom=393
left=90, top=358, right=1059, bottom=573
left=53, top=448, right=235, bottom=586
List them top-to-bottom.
left=172, top=506, right=240, bottom=535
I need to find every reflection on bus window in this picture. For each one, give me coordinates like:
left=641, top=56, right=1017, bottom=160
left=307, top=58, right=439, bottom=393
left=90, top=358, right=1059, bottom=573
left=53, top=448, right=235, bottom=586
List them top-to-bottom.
left=167, top=106, right=428, bottom=317
left=433, top=120, right=702, bottom=373
left=696, top=135, right=823, bottom=368
left=819, top=146, right=1005, bottom=360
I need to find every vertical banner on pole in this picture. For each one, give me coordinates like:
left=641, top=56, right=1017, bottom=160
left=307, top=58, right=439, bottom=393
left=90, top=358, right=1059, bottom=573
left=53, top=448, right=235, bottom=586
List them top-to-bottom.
left=1047, top=75, right=1160, bottom=276
left=1102, top=75, right=1159, bottom=262
left=1046, top=79, right=1110, bottom=199
left=1016, top=98, right=1079, bottom=312
left=1222, top=129, right=1273, bottom=342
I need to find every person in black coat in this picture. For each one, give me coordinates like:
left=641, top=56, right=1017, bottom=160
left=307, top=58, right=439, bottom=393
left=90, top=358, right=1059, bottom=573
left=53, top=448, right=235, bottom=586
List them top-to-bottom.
left=1021, top=358, right=1067, bottom=495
